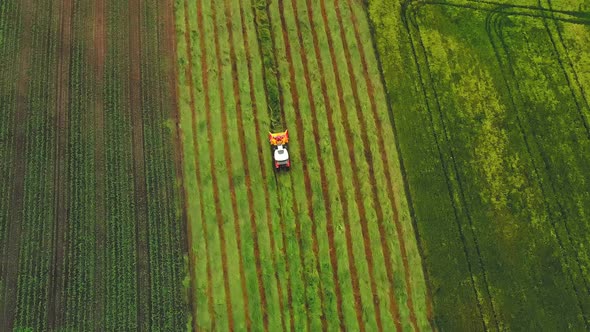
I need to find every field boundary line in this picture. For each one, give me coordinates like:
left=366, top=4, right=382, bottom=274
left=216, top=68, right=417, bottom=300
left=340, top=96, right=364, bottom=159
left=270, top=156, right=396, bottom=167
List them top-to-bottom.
left=0, top=0, right=34, bottom=329
left=184, top=0, right=215, bottom=327
left=342, top=1, right=423, bottom=329
left=363, top=1, right=437, bottom=328
left=400, top=2, right=489, bottom=330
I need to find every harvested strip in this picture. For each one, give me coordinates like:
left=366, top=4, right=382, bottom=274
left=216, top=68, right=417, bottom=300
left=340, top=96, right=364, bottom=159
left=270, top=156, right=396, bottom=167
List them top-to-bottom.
left=185, top=0, right=215, bottom=325
left=196, top=0, right=235, bottom=328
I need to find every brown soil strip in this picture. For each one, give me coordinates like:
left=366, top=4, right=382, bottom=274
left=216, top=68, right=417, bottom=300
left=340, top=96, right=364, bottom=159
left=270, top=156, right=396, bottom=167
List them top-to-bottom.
left=47, top=0, right=73, bottom=328
left=92, top=0, right=107, bottom=329
left=128, top=0, right=151, bottom=328
left=165, top=0, right=196, bottom=328
left=189, top=0, right=215, bottom=326
left=196, top=0, right=235, bottom=329
left=318, top=0, right=394, bottom=330
left=0, top=1, right=34, bottom=329
left=223, top=1, right=269, bottom=331
left=240, top=1, right=290, bottom=331
left=341, top=1, right=420, bottom=330
left=211, top=2, right=252, bottom=330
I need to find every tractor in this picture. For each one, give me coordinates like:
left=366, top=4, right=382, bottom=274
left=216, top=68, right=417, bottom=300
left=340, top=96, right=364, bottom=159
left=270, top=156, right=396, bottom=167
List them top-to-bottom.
left=269, top=130, right=290, bottom=171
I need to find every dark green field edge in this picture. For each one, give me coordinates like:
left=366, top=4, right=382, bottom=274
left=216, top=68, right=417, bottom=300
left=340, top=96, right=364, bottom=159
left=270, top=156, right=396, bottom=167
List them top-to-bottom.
left=370, top=1, right=588, bottom=329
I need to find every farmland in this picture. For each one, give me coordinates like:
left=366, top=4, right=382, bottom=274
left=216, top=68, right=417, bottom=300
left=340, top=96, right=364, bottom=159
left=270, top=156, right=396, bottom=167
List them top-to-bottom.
left=0, top=0, right=188, bottom=330
left=2, top=0, right=590, bottom=330
left=175, top=0, right=431, bottom=330
left=369, top=0, right=590, bottom=330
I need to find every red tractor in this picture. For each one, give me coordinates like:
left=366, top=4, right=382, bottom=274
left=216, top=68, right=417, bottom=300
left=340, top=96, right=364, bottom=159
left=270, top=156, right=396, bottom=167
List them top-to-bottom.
left=269, top=130, right=291, bottom=171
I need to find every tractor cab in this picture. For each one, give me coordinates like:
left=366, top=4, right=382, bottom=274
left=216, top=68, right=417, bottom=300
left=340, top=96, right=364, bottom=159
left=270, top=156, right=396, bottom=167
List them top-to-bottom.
left=269, top=130, right=291, bottom=171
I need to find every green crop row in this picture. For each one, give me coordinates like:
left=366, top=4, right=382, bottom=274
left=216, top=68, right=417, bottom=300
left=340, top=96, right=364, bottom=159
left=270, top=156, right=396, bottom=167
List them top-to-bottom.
left=13, top=0, right=60, bottom=329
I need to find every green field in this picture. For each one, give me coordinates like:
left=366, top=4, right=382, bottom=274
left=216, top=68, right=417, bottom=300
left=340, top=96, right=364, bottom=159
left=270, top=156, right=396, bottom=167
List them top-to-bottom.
left=2, top=0, right=590, bottom=330
left=175, top=0, right=431, bottom=330
left=369, top=0, right=590, bottom=329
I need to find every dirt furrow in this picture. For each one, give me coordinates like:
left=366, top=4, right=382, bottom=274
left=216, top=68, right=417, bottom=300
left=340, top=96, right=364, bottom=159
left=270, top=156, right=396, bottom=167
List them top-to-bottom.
left=0, top=0, right=34, bottom=329
left=47, top=0, right=73, bottom=328
left=92, top=0, right=107, bottom=329
left=128, top=0, right=151, bottom=328
left=184, top=0, right=214, bottom=326
left=196, top=0, right=235, bottom=329
left=223, top=1, right=269, bottom=330
left=241, top=1, right=290, bottom=330
left=342, top=1, right=420, bottom=330
left=210, top=2, right=251, bottom=330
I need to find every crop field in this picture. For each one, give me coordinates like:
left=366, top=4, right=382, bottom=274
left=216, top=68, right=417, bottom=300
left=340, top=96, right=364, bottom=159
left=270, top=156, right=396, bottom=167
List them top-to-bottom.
left=0, top=0, right=188, bottom=330
left=2, top=0, right=590, bottom=330
left=175, top=0, right=431, bottom=330
left=369, top=0, right=590, bottom=330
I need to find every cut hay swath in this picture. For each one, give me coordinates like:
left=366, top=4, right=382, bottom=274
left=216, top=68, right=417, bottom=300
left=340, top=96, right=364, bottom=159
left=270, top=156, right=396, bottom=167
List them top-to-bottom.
left=175, top=0, right=432, bottom=330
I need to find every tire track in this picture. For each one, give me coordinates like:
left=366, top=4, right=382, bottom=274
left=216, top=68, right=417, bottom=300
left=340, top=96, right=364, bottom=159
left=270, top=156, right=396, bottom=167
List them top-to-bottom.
left=0, top=0, right=33, bottom=329
left=47, top=0, right=73, bottom=328
left=92, top=0, right=107, bottom=328
left=128, top=0, right=151, bottom=328
left=184, top=0, right=214, bottom=326
left=196, top=0, right=235, bottom=329
left=539, top=0, right=590, bottom=140
left=222, top=1, right=267, bottom=330
left=342, top=1, right=420, bottom=329
left=211, top=2, right=251, bottom=329
left=245, top=2, right=293, bottom=330
left=400, top=2, right=488, bottom=330
left=404, top=3, right=500, bottom=329
left=486, top=8, right=588, bottom=327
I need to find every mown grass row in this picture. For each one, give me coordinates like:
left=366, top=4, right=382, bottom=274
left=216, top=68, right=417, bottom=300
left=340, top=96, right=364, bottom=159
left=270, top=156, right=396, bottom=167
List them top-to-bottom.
left=368, top=0, right=590, bottom=329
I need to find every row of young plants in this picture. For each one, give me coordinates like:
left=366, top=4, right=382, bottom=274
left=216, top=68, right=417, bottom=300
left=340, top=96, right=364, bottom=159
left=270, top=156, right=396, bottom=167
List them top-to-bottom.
left=0, top=0, right=22, bottom=269
left=13, top=0, right=60, bottom=329
left=62, top=0, right=97, bottom=330
left=103, top=0, right=139, bottom=329
left=139, top=0, right=188, bottom=329
left=367, top=0, right=590, bottom=329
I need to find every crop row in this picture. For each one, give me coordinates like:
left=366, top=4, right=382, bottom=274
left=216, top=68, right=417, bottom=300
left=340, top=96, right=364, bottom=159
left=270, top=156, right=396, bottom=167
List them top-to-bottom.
left=12, top=0, right=60, bottom=329
left=176, top=0, right=430, bottom=330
